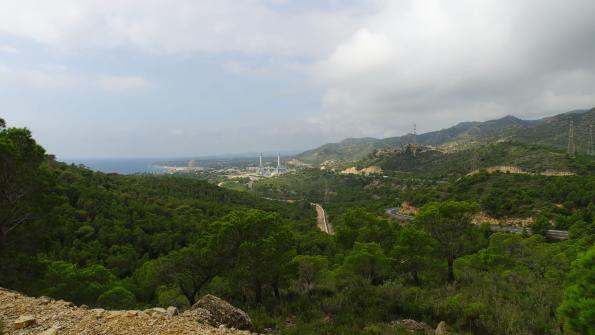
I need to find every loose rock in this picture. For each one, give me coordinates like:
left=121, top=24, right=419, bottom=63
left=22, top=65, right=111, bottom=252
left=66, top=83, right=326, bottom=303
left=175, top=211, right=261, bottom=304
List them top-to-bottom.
left=1, top=288, right=252, bottom=335
left=193, top=294, right=253, bottom=330
left=38, top=296, right=52, bottom=305
left=56, top=300, right=74, bottom=307
left=167, top=306, right=179, bottom=317
left=145, top=307, right=167, bottom=315
left=183, top=307, right=214, bottom=324
left=126, top=310, right=139, bottom=317
left=106, top=311, right=124, bottom=319
left=14, top=315, right=36, bottom=329
left=391, top=319, right=432, bottom=332
left=435, top=321, right=448, bottom=334
left=39, top=325, right=60, bottom=335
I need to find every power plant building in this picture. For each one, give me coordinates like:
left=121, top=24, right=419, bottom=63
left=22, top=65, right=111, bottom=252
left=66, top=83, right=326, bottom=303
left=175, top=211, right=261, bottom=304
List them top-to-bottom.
left=257, top=152, right=287, bottom=176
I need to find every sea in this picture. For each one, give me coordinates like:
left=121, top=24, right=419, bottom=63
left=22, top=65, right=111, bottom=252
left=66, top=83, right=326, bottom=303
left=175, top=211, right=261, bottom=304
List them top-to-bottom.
left=63, top=158, right=168, bottom=175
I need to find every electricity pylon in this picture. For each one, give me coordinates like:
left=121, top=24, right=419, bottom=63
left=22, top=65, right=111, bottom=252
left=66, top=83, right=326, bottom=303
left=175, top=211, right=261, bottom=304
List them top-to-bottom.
left=567, top=120, right=576, bottom=158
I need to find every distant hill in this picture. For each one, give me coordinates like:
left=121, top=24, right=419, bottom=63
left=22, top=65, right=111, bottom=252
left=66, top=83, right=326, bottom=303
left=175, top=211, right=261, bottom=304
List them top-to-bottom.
left=295, top=108, right=595, bottom=164
left=514, top=109, right=595, bottom=152
left=294, top=137, right=380, bottom=164
left=357, top=141, right=595, bottom=177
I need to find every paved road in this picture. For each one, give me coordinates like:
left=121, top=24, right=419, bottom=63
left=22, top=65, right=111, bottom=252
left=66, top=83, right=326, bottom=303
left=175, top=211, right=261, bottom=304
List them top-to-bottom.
left=312, top=203, right=334, bottom=235
left=385, top=207, right=568, bottom=240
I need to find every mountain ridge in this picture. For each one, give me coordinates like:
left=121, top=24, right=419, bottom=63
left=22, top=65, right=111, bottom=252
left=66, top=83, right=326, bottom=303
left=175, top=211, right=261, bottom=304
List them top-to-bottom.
left=296, top=107, right=595, bottom=164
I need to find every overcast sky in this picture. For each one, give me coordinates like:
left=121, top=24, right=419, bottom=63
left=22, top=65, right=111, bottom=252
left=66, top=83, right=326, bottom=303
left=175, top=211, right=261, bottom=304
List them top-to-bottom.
left=1, top=0, right=594, bottom=158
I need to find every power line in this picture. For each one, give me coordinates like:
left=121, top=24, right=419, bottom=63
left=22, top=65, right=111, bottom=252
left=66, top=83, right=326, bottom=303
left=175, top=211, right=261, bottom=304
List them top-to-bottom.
left=567, top=120, right=576, bottom=158
left=410, top=123, right=417, bottom=158
left=413, top=123, right=417, bottom=144
left=470, top=149, right=479, bottom=172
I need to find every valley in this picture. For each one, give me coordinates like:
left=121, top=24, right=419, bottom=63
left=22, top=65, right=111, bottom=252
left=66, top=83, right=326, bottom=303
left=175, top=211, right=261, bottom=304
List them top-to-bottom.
left=3, top=2, right=594, bottom=334
left=1, top=109, right=594, bottom=335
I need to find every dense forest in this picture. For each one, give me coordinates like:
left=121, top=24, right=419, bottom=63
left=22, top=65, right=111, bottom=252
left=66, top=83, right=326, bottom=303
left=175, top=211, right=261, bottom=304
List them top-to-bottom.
left=1, top=118, right=593, bottom=334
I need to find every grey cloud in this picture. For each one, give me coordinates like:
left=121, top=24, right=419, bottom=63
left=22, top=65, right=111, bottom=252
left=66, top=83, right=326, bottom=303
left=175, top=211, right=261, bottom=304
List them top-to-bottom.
left=0, top=0, right=368, bottom=57
left=1, top=0, right=594, bottom=157
left=311, top=0, right=595, bottom=138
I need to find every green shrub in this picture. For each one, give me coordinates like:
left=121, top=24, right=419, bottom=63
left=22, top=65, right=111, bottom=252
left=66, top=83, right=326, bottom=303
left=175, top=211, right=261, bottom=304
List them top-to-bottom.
left=558, top=246, right=595, bottom=334
left=39, top=261, right=116, bottom=305
left=97, top=286, right=136, bottom=309
left=156, top=286, right=189, bottom=309
left=439, top=294, right=464, bottom=321
left=463, top=302, right=487, bottom=331
left=248, top=307, right=278, bottom=333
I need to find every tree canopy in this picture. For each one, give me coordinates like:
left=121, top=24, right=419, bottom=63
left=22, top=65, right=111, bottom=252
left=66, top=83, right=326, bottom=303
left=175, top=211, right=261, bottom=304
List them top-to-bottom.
left=0, top=118, right=593, bottom=335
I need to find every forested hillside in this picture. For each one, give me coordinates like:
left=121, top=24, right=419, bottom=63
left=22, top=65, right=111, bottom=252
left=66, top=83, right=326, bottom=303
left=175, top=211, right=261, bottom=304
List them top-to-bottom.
left=296, top=108, right=595, bottom=165
left=515, top=109, right=595, bottom=153
left=1, top=118, right=593, bottom=335
left=295, top=137, right=382, bottom=164
left=358, top=141, right=595, bottom=177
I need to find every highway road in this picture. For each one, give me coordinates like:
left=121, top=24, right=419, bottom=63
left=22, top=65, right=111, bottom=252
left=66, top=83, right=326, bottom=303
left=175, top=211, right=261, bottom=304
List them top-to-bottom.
left=312, top=203, right=334, bottom=235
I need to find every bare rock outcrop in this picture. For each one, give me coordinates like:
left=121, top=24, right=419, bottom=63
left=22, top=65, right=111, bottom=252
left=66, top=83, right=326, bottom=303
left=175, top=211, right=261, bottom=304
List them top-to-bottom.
left=340, top=165, right=383, bottom=176
left=0, top=287, right=252, bottom=335
left=192, top=294, right=253, bottom=330
left=166, top=306, right=179, bottom=316
left=144, top=307, right=167, bottom=316
left=182, top=307, right=214, bottom=325
left=13, top=315, right=36, bottom=329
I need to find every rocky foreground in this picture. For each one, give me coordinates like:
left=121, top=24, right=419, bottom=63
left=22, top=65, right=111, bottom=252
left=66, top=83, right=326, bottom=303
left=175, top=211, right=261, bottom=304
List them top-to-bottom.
left=0, top=288, right=253, bottom=335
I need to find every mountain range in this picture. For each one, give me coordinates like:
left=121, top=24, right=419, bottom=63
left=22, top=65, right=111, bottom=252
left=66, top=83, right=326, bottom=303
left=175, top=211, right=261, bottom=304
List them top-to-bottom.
left=296, top=108, right=595, bottom=164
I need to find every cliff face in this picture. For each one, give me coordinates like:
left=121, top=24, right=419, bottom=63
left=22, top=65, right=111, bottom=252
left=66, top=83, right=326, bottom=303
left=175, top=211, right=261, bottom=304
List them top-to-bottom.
left=0, top=288, right=252, bottom=335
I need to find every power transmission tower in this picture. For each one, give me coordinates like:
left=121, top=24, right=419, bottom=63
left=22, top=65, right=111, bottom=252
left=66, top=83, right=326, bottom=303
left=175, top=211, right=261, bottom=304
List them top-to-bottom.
left=567, top=120, right=576, bottom=158
left=411, top=123, right=417, bottom=157
left=589, top=123, right=593, bottom=156
left=470, top=149, right=479, bottom=172
left=324, top=178, right=329, bottom=205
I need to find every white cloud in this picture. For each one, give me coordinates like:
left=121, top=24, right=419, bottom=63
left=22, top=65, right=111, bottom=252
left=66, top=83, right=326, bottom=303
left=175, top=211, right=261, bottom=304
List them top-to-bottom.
left=0, top=0, right=368, bottom=56
left=1, top=0, right=594, bottom=145
left=310, top=0, right=595, bottom=137
left=0, top=45, right=18, bottom=54
left=222, top=61, right=272, bottom=77
left=0, top=63, right=153, bottom=94
left=0, top=64, right=77, bottom=88
left=99, top=75, right=152, bottom=93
